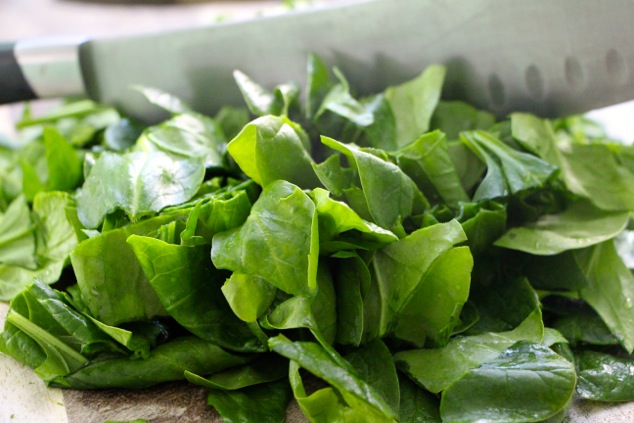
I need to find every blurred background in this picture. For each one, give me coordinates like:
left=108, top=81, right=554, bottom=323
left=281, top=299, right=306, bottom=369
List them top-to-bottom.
left=1, top=0, right=633, bottom=142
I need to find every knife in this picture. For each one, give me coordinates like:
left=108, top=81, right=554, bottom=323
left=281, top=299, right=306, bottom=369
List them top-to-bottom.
left=1, top=0, right=633, bottom=122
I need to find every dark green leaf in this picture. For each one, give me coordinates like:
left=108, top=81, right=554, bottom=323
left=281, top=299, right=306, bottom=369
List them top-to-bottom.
left=51, top=337, right=252, bottom=389
left=440, top=342, right=576, bottom=423
left=207, top=378, right=292, bottom=423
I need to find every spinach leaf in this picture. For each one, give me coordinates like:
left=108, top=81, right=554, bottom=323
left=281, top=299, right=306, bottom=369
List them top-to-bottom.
left=305, top=53, right=332, bottom=120
left=384, top=65, right=445, bottom=148
left=315, top=68, right=374, bottom=128
left=234, top=70, right=298, bottom=117
left=430, top=100, right=495, bottom=140
left=138, top=113, right=226, bottom=169
left=512, top=113, right=634, bottom=212
left=227, top=115, right=320, bottom=189
left=104, top=118, right=144, bottom=151
left=44, top=128, right=83, bottom=192
left=393, top=130, right=469, bottom=207
left=461, top=130, right=558, bottom=201
left=320, top=136, right=428, bottom=235
left=76, top=151, right=205, bottom=228
left=212, top=180, right=319, bottom=296
left=310, top=187, right=397, bottom=250
left=0, top=195, right=35, bottom=268
left=495, top=200, right=629, bottom=255
left=70, top=215, right=176, bottom=325
left=372, top=220, right=470, bottom=343
left=128, top=235, right=264, bottom=352
left=576, top=240, right=634, bottom=353
left=331, top=253, right=370, bottom=347
left=262, top=263, right=337, bottom=346
left=221, top=273, right=277, bottom=323
left=0, top=281, right=123, bottom=381
left=395, top=308, right=543, bottom=393
left=271, top=335, right=398, bottom=421
left=51, top=336, right=252, bottom=389
left=344, top=339, right=400, bottom=416
left=440, top=342, right=576, bottom=422
left=576, top=350, right=634, bottom=401
left=185, top=354, right=288, bottom=390
left=398, top=376, right=441, bottom=423
left=206, top=379, right=292, bottom=423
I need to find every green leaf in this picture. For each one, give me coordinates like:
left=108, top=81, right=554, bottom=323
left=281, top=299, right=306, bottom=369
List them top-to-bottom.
left=305, top=53, right=334, bottom=120
left=385, top=65, right=445, bottom=148
left=315, top=68, right=374, bottom=127
left=234, top=70, right=298, bottom=117
left=430, top=100, right=495, bottom=140
left=215, top=106, right=250, bottom=141
left=138, top=113, right=226, bottom=169
left=511, top=113, right=564, bottom=168
left=512, top=113, right=634, bottom=212
left=227, top=115, right=320, bottom=189
left=104, top=118, right=144, bottom=151
left=44, top=128, right=83, bottom=192
left=394, top=130, right=469, bottom=206
left=462, top=130, right=558, bottom=201
left=321, top=136, right=428, bottom=234
left=560, top=143, right=634, bottom=212
left=76, top=151, right=205, bottom=228
left=212, top=180, right=319, bottom=296
left=310, top=187, right=398, bottom=249
left=33, top=191, right=78, bottom=263
left=0, top=195, right=36, bottom=268
left=495, top=200, right=629, bottom=255
left=70, top=215, right=176, bottom=325
left=372, top=220, right=469, bottom=340
left=128, top=235, right=264, bottom=352
left=576, top=240, right=634, bottom=353
left=392, top=246, right=473, bottom=347
left=331, top=253, right=370, bottom=347
left=262, top=263, right=337, bottom=346
left=221, top=273, right=277, bottom=323
left=0, top=281, right=125, bottom=381
left=552, top=306, right=619, bottom=347
left=395, top=308, right=544, bottom=393
left=270, top=335, right=398, bottom=421
left=51, top=336, right=252, bottom=389
left=345, top=339, right=400, bottom=416
left=440, top=342, right=576, bottom=423
left=576, top=350, right=634, bottom=401
left=186, top=354, right=288, bottom=390
left=398, top=376, right=441, bottom=423
left=207, top=379, right=292, bottom=423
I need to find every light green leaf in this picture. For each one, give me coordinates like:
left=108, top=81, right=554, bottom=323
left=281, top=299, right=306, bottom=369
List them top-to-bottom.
left=385, top=65, right=446, bottom=148
left=228, top=115, right=320, bottom=189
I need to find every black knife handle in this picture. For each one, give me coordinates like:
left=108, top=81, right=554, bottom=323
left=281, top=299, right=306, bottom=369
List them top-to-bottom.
left=0, top=42, right=37, bottom=104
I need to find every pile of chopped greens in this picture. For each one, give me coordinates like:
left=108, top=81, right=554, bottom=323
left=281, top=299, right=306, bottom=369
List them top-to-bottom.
left=2, top=54, right=634, bottom=422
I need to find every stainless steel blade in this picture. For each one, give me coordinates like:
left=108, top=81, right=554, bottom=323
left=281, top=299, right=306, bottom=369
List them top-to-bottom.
left=79, top=0, right=634, bottom=121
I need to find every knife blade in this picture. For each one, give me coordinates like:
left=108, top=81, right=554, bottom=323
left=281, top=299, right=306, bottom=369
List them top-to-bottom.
left=1, top=0, right=633, bottom=122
